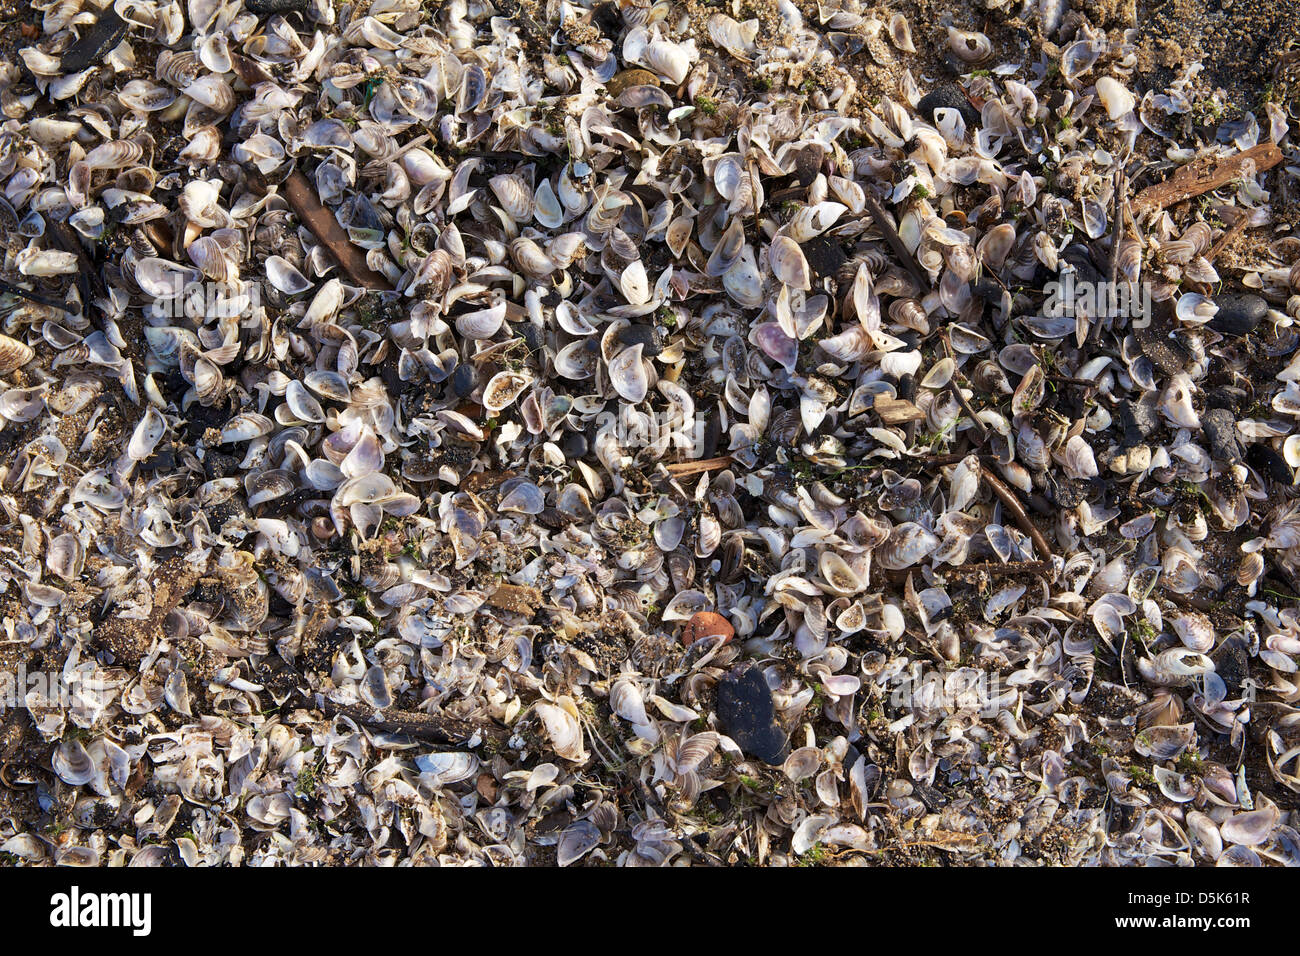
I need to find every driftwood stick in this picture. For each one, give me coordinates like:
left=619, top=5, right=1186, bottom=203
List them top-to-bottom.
left=1131, top=143, right=1282, bottom=214
left=283, top=170, right=393, bottom=290
left=862, top=191, right=929, bottom=288
left=664, top=456, right=733, bottom=476
left=982, top=466, right=1054, bottom=560
left=942, top=560, right=1055, bottom=579
left=318, top=698, right=508, bottom=745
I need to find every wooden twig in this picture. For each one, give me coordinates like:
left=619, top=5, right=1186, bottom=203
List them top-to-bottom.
left=1131, top=143, right=1283, bottom=214
left=1106, top=167, right=1127, bottom=289
left=283, top=169, right=393, bottom=290
left=862, top=191, right=929, bottom=288
left=1205, top=210, right=1252, bottom=266
left=941, top=331, right=988, bottom=440
left=1047, top=374, right=1100, bottom=388
left=665, top=456, right=733, bottom=476
left=982, top=466, right=1054, bottom=560
left=941, top=560, right=1054, bottom=579
left=318, top=698, right=508, bottom=745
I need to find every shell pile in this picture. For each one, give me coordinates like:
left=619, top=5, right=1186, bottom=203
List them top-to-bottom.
left=0, top=0, right=1298, bottom=867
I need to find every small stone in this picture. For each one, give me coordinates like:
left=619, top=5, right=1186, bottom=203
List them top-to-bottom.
left=916, top=85, right=980, bottom=128
left=794, top=145, right=825, bottom=186
left=801, top=236, right=847, bottom=279
left=1209, top=293, right=1267, bottom=336
left=618, top=323, right=664, bottom=358
left=451, top=363, right=477, bottom=398
left=1203, top=386, right=1247, bottom=412
left=1114, top=400, right=1161, bottom=447
left=1202, top=407, right=1242, bottom=463
left=560, top=429, right=588, bottom=459
left=1247, top=442, right=1292, bottom=485
left=681, top=611, right=734, bottom=646
left=1213, top=636, right=1250, bottom=694
left=717, top=664, right=788, bottom=765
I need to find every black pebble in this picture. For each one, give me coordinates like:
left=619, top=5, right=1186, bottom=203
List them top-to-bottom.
left=59, top=8, right=129, bottom=74
left=917, top=85, right=980, bottom=128
left=794, top=145, right=825, bottom=187
left=970, top=277, right=1003, bottom=302
left=1209, top=293, right=1268, bottom=336
left=519, top=323, right=544, bottom=356
left=618, top=323, right=663, bottom=358
left=451, top=363, right=477, bottom=398
left=1203, top=386, right=1247, bottom=412
left=1114, top=400, right=1161, bottom=447
left=1202, top=408, right=1242, bottom=464
left=701, top=409, right=722, bottom=458
left=560, top=430, right=588, bottom=459
left=1247, top=442, right=1293, bottom=484
left=1046, top=475, right=1089, bottom=508
left=1213, top=636, right=1250, bottom=694
left=716, top=664, right=788, bottom=765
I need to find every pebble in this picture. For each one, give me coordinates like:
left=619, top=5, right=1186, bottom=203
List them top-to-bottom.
left=916, top=85, right=980, bottom=127
left=801, top=236, right=847, bottom=278
left=1209, top=293, right=1268, bottom=336
left=618, top=323, right=663, bottom=358
left=451, top=363, right=477, bottom=398
left=1115, top=399, right=1161, bottom=447
left=1202, top=407, right=1243, bottom=463
left=560, top=429, right=588, bottom=459
left=1247, top=442, right=1292, bottom=484
left=716, top=664, right=788, bottom=765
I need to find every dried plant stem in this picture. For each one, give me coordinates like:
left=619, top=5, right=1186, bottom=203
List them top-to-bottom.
left=862, top=191, right=929, bottom=288
left=665, top=456, right=733, bottom=476
left=981, top=466, right=1054, bottom=560
left=318, top=698, right=508, bottom=746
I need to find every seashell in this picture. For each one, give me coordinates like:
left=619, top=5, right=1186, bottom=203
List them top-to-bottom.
left=888, top=14, right=916, bottom=53
left=947, top=27, right=992, bottom=64
left=1095, top=77, right=1135, bottom=120
left=769, top=235, right=811, bottom=291
left=0, top=334, right=35, bottom=374
left=483, top=371, right=532, bottom=412
left=285, top=379, right=325, bottom=423
left=535, top=701, right=588, bottom=762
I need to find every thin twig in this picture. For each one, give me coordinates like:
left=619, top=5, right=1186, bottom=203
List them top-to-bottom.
left=862, top=190, right=929, bottom=288
left=1205, top=210, right=1251, bottom=266
left=982, top=466, right=1054, bottom=560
